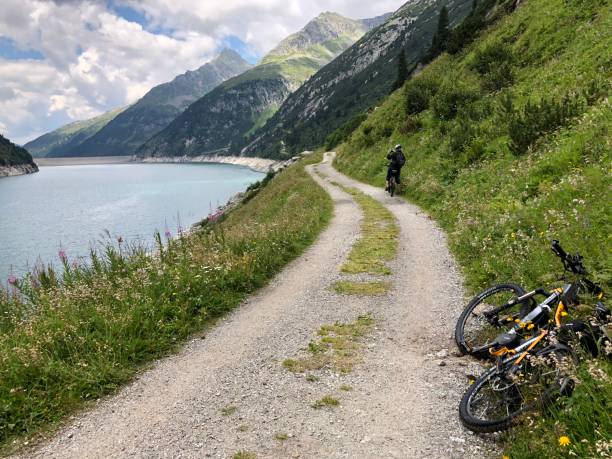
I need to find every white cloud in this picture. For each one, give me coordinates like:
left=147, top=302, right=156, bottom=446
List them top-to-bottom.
left=0, top=0, right=405, bottom=144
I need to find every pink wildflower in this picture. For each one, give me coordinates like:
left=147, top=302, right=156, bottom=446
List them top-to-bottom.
left=208, top=210, right=224, bottom=222
left=164, top=230, right=172, bottom=238
left=58, top=249, right=67, bottom=262
left=7, top=275, right=17, bottom=285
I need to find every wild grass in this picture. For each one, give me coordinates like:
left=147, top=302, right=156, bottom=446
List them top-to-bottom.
left=334, top=0, right=610, bottom=455
left=0, top=153, right=332, bottom=451
left=334, top=185, right=399, bottom=276
left=332, top=280, right=391, bottom=296
left=282, top=314, right=374, bottom=374
left=503, top=356, right=612, bottom=458
left=311, top=395, right=340, bottom=409
left=220, top=405, right=238, bottom=416
left=274, top=432, right=289, bottom=441
left=233, top=451, right=256, bottom=459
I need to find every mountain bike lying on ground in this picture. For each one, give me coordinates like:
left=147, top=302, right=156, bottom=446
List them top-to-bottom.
left=455, top=240, right=604, bottom=359
left=456, top=241, right=610, bottom=432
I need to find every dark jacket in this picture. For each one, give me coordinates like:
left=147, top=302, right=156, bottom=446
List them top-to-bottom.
left=387, top=149, right=404, bottom=169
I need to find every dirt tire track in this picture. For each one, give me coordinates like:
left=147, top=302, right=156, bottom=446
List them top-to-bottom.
left=13, top=154, right=493, bottom=459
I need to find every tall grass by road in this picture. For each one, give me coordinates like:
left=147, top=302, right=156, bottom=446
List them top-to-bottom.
left=0, top=154, right=332, bottom=451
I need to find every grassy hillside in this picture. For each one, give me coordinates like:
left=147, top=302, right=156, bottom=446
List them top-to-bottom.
left=335, top=0, right=610, bottom=456
left=24, top=107, right=126, bottom=158
left=0, top=155, right=331, bottom=451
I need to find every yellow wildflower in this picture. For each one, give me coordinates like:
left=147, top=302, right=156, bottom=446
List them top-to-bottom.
left=559, top=436, right=571, bottom=447
left=502, top=456, right=511, bottom=459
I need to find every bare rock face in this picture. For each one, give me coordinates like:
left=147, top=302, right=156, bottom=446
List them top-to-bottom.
left=0, top=163, right=39, bottom=177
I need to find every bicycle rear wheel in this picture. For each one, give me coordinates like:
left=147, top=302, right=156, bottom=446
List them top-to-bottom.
left=388, top=177, right=396, bottom=196
left=455, top=283, right=530, bottom=358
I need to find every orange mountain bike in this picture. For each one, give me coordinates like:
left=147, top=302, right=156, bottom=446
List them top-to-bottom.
left=457, top=241, right=609, bottom=433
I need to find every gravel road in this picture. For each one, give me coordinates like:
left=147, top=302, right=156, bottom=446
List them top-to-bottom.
left=13, top=153, right=495, bottom=459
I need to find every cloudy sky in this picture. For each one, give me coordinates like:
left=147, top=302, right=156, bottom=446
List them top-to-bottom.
left=0, top=0, right=406, bottom=145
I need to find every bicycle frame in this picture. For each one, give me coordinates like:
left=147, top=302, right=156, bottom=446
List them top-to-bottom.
left=489, top=283, right=577, bottom=364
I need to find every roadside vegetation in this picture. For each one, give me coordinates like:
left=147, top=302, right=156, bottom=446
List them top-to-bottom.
left=334, top=0, right=610, bottom=456
left=0, top=153, right=332, bottom=451
left=328, top=183, right=399, bottom=296
left=283, top=314, right=374, bottom=375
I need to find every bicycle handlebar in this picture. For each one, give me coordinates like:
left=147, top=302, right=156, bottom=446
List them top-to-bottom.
left=551, top=240, right=587, bottom=275
left=551, top=240, right=567, bottom=259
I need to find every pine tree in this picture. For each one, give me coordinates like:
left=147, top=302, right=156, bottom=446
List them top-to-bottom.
left=422, top=5, right=451, bottom=64
left=436, top=6, right=451, bottom=52
left=391, top=50, right=409, bottom=92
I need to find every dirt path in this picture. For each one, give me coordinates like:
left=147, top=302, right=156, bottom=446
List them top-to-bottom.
left=14, top=154, right=493, bottom=459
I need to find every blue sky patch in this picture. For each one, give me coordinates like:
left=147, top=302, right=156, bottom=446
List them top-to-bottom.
left=107, top=1, right=149, bottom=28
left=108, top=1, right=177, bottom=37
left=222, top=36, right=262, bottom=64
left=0, top=37, right=44, bottom=60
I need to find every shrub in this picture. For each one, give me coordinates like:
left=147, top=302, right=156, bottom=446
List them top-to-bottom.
left=447, top=0, right=501, bottom=54
left=471, top=42, right=516, bottom=91
left=404, top=75, right=440, bottom=115
left=432, top=80, right=481, bottom=120
left=501, top=92, right=586, bottom=155
left=324, top=113, right=368, bottom=150
left=448, top=114, right=480, bottom=157
left=398, top=116, right=423, bottom=134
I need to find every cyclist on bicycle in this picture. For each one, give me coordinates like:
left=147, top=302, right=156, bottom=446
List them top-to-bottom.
left=385, top=144, right=406, bottom=192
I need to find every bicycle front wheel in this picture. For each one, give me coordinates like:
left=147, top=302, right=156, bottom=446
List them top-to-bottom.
left=455, top=283, right=530, bottom=358
left=459, top=347, right=575, bottom=433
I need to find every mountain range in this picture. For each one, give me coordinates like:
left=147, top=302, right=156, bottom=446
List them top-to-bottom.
left=243, top=0, right=473, bottom=157
left=25, top=2, right=473, bottom=161
left=137, top=12, right=382, bottom=158
left=26, top=49, right=252, bottom=157
left=25, top=107, right=126, bottom=158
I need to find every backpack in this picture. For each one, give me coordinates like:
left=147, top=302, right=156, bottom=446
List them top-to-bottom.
left=396, top=150, right=406, bottom=167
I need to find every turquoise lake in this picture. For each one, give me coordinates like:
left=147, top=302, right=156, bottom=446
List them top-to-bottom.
left=0, top=163, right=264, bottom=283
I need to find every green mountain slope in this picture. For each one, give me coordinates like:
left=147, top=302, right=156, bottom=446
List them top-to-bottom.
left=243, top=0, right=473, bottom=158
left=335, top=1, right=610, bottom=453
left=137, top=12, right=377, bottom=158
left=50, top=49, right=252, bottom=157
left=24, top=107, right=126, bottom=158
left=0, top=134, right=38, bottom=175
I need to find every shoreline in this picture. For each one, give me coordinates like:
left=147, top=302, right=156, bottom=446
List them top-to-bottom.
left=34, top=155, right=287, bottom=174
left=140, top=155, right=281, bottom=173
left=35, top=156, right=137, bottom=167
left=0, top=163, right=39, bottom=177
